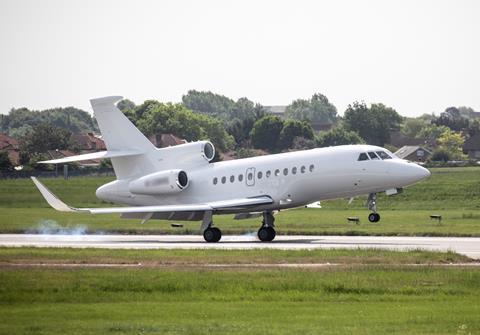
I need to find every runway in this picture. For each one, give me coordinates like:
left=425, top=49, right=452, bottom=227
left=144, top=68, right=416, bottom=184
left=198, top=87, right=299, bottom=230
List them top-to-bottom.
left=1, top=234, right=480, bottom=259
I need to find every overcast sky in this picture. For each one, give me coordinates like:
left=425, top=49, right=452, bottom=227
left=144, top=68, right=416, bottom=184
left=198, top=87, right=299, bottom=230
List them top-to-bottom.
left=0, top=0, right=479, bottom=117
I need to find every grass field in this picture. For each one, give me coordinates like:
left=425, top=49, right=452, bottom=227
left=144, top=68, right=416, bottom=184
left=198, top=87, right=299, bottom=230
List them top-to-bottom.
left=1, top=167, right=480, bottom=236
left=0, top=248, right=479, bottom=335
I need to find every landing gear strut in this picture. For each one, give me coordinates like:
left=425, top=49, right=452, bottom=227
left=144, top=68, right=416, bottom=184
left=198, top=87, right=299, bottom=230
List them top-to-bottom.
left=366, top=193, right=381, bottom=223
left=201, top=211, right=222, bottom=242
left=258, top=211, right=276, bottom=242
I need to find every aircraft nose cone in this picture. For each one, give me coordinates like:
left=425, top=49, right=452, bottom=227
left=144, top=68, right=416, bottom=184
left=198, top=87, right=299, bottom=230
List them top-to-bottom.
left=411, top=164, right=431, bottom=182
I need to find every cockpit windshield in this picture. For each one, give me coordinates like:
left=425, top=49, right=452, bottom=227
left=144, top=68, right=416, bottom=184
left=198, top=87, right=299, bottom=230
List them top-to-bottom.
left=358, top=151, right=393, bottom=161
left=376, top=151, right=392, bottom=159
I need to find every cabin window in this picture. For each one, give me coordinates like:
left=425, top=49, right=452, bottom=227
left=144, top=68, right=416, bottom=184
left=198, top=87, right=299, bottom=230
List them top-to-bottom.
left=376, top=151, right=392, bottom=160
left=368, top=152, right=380, bottom=160
left=358, top=153, right=369, bottom=161
left=309, top=164, right=315, bottom=172
left=301, top=166, right=306, bottom=173
left=292, top=167, right=297, bottom=174
left=283, top=168, right=288, bottom=176
left=275, top=169, right=280, bottom=176
left=266, top=170, right=271, bottom=178
left=258, top=171, right=263, bottom=179
left=248, top=172, right=253, bottom=181
left=238, top=174, right=243, bottom=182
left=230, top=175, right=235, bottom=183
left=221, top=176, right=226, bottom=184
left=213, top=177, right=218, bottom=185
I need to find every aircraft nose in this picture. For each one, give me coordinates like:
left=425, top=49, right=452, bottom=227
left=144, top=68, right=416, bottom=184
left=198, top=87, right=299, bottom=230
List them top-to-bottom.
left=410, top=163, right=431, bottom=182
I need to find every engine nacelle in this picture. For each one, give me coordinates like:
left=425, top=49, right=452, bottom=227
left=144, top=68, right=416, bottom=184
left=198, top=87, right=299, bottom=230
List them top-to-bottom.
left=157, top=141, right=215, bottom=167
left=128, top=169, right=189, bottom=195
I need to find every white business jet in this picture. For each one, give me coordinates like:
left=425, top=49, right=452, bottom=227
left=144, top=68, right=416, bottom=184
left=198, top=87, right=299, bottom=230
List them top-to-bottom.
left=32, top=96, right=431, bottom=242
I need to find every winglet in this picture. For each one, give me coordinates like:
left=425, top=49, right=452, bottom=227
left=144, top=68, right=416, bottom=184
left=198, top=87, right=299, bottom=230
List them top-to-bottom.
left=31, top=177, right=82, bottom=212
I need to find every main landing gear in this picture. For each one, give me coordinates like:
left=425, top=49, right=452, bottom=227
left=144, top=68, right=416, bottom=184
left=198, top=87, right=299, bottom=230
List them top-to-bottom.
left=366, top=193, right=381, bottom=223
left=200, top=211, right=277, bottom=243
left=201, top=211, right=222, bottom=243
left=257, top=211, right=276, bottom=242
left=203, top=227, right=221, bottom=243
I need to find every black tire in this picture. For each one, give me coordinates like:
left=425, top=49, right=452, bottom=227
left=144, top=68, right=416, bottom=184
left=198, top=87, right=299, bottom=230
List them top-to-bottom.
left=368, top=213, right=377, bottom=223
left=374, top=213, right=381, bottom=222
left=203, top=227, right=221, bottom=242
left=211, top=227, right=222, bottom=242
left=258, top=227, right=276, bottom=242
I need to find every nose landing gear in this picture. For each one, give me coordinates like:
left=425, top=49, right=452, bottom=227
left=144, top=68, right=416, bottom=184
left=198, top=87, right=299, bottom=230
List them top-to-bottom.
left=366, top=193, right=381, bottom=223
left=258, top=211, right=276, bottom=242
left=368, top=212, right=381, bottom=223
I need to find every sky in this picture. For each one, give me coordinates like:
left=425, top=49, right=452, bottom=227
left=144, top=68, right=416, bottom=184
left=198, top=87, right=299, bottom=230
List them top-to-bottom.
left=0, top=0, right=479, bottom=117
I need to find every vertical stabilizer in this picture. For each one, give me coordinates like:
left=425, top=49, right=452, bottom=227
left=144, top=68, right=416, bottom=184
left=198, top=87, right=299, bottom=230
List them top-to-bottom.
left=90, top=96, right=157, bottom=179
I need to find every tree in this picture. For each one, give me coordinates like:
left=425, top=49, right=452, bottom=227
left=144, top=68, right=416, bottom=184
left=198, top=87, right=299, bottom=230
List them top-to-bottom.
left=182, top=90, right=235, bottom=119
left=182, top=90, right=266, bottom=147
left=285, top=93, right=337, bottom=124
left=117, top=99, right=136, bottom=113
left=343, top=101, right=403, bottom=146
left=135, top=102, right=234, bottom=152
left=3, top=106, right=98, bottom=137
left=433, top=107, right=469, bottom=131
left=250, top=115, right=284, bottom=152
left=401, top=118, right=429, bottom=138
left=278, top=120, right=314, bottom=150
left=19, top=123, right=73, bottom=155
left=417, top=124, right=449, bottom=144
left=316, top=126, right=364, bottom=147
left=436, top=129, right=466, bottom=160
left=431, top=149, right=450, bottom=162
left=0, top=151, right=13, bottom=171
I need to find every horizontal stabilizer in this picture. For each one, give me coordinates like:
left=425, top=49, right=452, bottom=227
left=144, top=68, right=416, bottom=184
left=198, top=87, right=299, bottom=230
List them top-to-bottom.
left=38, top=150, right=144, bottom=164
left=31, top=177, right=273, bottom=215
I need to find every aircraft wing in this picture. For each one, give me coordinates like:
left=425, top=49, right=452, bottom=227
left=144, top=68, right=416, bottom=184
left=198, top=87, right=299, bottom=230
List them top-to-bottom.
left=31, top=177, right=273, bottom=214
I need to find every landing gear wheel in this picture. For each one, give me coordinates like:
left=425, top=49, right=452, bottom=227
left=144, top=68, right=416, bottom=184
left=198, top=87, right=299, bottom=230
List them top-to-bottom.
left=368, top=213, right=380, bottom=223
left=258, top=226, right=276, bottom=242
left=203, top=227, right=222, bottom=242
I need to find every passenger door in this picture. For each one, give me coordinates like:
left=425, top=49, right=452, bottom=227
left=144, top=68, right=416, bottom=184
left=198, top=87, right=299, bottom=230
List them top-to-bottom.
left=246, top=167, right=256, bottom=186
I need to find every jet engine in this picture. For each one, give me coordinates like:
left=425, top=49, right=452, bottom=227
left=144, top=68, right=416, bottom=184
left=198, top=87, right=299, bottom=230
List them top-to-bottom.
left=158, top=141, right=215, bottom=167
left=128, top=169, right=189, bottom=195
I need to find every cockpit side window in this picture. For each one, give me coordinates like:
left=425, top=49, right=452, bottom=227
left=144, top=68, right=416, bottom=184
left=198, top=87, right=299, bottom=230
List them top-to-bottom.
left=376, top=151, right=392, bottom=160
left=368, top=152, right=380, bottom=160
left=358, top=153, right=369, bottom=161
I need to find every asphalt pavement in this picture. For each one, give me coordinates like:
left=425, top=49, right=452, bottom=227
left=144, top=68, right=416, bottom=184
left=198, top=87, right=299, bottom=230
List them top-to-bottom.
left=0, top=234, right=479, bottom=259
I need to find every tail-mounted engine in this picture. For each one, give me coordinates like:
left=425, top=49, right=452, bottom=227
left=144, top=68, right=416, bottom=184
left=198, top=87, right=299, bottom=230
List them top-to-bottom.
left=157, top=141, right=215, bottom=167
left=129, top=169, right=189, bottom=195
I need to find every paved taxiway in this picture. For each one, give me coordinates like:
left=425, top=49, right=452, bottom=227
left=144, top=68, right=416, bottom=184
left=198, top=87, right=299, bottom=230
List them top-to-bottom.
left=1, top=234, right=480, bottom=259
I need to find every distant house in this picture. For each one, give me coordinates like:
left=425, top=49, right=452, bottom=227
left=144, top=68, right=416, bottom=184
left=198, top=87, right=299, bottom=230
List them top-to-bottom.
left=264, top=106, right=287, bottom=119
left=389, top=131, right=426, bottom=149
left=0, top=133, right=20, bottom=166
left=71, top=133, right=106, bottom=151
left=463, top=133, right=480, bottom=160
left=149, top=134, right=187, bottom=148
left=395, top=146, right=432, bottom=162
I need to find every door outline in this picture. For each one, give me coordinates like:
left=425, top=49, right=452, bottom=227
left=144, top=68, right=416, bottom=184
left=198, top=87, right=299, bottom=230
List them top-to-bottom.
left=246, top=167, right=256, bottom=186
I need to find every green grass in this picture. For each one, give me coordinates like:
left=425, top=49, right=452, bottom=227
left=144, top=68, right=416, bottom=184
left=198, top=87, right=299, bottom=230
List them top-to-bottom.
left=1, top=167, right=480, bottom=236
left=0, top=247, right=471, bottom=265
left=0, top=253, right=479, bottom=334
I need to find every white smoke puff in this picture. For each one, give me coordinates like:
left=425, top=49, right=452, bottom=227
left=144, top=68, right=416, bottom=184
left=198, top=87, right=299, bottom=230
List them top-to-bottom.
left=26, top=219, right=88, bottom=235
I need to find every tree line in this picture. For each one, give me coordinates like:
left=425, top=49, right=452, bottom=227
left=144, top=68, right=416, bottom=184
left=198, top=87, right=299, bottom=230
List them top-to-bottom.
left=1, top=90, right=479, bottom=171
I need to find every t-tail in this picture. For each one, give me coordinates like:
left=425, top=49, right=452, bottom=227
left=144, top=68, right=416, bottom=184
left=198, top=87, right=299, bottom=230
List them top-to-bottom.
left=40, top=96, right=158, bottom=179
